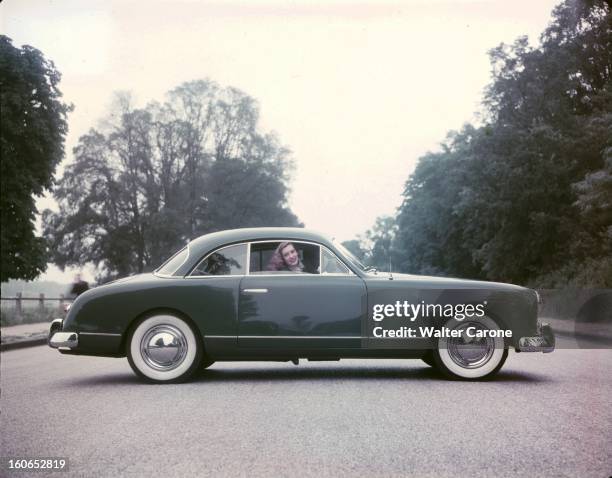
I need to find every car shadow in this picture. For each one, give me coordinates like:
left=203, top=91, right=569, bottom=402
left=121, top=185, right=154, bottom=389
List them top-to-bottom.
left=62, top=364, right=553, bottom=387
left=194, top=365, right=552, bottom=383
left=195, top=365, right=442, bottom=382
left=489, top=370, right=555, bottom=382
left=60, top=373, right=142, bottom=387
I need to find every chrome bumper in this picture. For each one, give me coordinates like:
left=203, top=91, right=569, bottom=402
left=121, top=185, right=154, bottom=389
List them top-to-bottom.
left=48, top=319, right=78, bottom=350
left=517, top=323, right=555, bottom=353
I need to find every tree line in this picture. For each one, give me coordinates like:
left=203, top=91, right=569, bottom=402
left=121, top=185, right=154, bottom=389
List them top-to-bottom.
left=2, top=0, right=609, bottom=286
left=349, top=0, right=611, bottom=287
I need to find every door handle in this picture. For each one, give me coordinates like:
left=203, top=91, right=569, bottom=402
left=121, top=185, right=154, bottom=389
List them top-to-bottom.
left=242, top=288, right=268, bottom=294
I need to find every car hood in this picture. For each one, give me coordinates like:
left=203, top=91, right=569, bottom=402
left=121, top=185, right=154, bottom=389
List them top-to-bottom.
left=365, top=272, right=528, bottom=292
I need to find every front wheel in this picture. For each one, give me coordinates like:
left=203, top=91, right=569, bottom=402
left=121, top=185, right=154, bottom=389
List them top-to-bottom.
left=127, top=314, right=203, bottom=383
left=433, top=316, right=508, bottom=380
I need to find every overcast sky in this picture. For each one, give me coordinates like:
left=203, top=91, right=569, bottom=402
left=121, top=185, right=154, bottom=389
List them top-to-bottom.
left=2, top=0, right=560, bottom=282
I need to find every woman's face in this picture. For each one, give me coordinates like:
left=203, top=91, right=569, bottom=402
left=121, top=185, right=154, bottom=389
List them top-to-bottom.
left=281, top=244, right=299, bottom=267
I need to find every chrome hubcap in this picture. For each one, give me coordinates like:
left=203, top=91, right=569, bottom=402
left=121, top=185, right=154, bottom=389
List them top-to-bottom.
left=447, top=322, right=495, bottom=369
left=140, top=325, right=188, bottom=371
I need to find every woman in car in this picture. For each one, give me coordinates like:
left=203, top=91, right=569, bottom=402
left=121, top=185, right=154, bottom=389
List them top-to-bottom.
left=266, top=242, right=305, bottom=272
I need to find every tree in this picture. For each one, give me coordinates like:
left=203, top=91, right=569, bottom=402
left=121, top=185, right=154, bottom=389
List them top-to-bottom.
left=371, top=0, right=611, bottom=286
left=0, top=36, right=71, bottom=282
left=43, top=81, right=301, bottom=281
left=394, top=136, right=480, bottom=278
left=361, top=216, right=397, bottom=271
left=341, top=240, right=367, bottom=265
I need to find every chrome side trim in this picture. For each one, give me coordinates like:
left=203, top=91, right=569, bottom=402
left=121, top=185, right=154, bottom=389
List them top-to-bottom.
left=246, top=241, right=252, bottom=275
left=319, top=246, right=322, bottom=275
left=245, top=273, right=360, bottom=279
left=185, top=274, right=245, bottom=279
left=186, top=274, right=361, bottom=279
left=242, top=288, right=268, bottom=294
left=80, top=332, right=122, bottom=337
left=205, top=335, right=429, bottom=341
left=237, top=336, right=360, bottom=339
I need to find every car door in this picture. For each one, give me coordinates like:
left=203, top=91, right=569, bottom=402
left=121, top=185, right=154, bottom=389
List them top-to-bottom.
left=238, top=241, right=366, bottom=349
left=184, top=243, right=247, bottom=352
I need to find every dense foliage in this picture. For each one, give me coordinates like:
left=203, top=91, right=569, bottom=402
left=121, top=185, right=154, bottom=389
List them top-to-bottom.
left=366, top=0, right=611, bottom=286
left=0, top=36, right=71, bottom=282
left=44, top=81, right=301, bottom=280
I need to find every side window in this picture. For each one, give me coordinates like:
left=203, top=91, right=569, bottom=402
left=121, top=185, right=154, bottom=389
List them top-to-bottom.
left=250, top=241, right=320, bottom=274
left=190, top=244, right=247, bottom=276
left=157, top=246, right=188, bottom=275
left=321, top=248, right=351, bottom=275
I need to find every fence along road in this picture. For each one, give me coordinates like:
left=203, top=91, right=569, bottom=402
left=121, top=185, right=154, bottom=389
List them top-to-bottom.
left=1, top=294, right=73, bottom=351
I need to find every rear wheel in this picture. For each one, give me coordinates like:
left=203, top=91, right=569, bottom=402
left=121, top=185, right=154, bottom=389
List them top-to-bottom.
left=127, top=314, right=203, bottom=383
left=433, top=316, right=508, bottom=380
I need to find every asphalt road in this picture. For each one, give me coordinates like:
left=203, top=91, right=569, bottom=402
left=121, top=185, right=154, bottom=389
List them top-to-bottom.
left=1, top=345, right=610, bottom=477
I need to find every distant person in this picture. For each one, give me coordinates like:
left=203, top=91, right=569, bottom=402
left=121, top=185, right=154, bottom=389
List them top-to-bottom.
left=266, top=242, right=305, bottom=272
left=69, top=273, right=89, bottom=298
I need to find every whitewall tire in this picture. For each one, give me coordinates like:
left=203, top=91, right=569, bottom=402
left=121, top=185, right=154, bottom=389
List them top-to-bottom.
left=127, top=314, right=203, bottom=383
left=433, top=315, right=508, bottom=380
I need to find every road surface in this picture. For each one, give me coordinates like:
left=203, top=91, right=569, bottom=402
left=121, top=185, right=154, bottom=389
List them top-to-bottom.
left=1, top=345, right=610, bottom=477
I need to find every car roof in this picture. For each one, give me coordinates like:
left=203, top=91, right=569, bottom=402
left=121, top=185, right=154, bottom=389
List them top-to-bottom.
left=174, top=227, right=335, bottom=276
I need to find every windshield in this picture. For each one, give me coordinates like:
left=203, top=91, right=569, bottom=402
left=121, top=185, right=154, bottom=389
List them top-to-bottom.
left=333, top=240, right=367, bottom=272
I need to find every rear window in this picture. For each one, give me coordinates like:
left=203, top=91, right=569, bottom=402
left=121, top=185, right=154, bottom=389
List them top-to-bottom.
left=190, top=244, right=247, bottom=276
left=156, top=247, right=188, bottom=275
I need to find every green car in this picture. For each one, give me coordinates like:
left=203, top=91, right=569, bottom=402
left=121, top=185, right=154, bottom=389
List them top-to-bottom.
left=49, top=227, right=554, bottom=383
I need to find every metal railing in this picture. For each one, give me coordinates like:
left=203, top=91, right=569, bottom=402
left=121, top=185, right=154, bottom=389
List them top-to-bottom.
left=0, top=293, right=74, bottom=316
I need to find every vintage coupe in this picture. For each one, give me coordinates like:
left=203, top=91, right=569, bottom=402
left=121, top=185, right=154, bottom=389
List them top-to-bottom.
left=49, top=228, right=554, bottom=383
